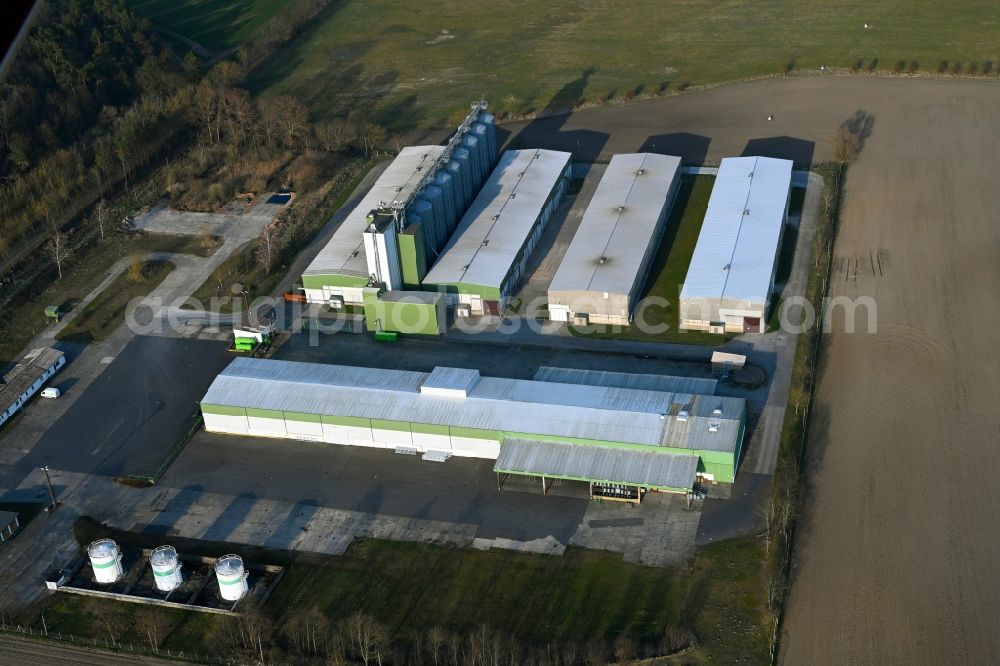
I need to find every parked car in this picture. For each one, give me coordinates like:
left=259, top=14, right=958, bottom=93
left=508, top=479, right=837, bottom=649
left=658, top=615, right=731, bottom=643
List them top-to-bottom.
left=40, top=387, right=61, bottom=399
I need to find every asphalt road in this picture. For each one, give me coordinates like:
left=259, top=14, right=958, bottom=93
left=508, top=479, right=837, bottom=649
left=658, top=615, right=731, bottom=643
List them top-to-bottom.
left=21, top=335, right=232, bottom=478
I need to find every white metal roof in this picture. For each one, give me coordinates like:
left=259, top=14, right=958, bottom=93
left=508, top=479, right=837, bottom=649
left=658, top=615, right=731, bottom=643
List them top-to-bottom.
left=304, top=146, right=444, bottom=278
left=423, top=149, right=571, bottom=289
left=548, top=153, right=681, bottom=296
left=680, top=156, right=792, bottom=309
left=201, top=358, right=744, bottom=453
left=533, top=366, right=718, bottom=396
left=496, top=438, right=698, bottom=490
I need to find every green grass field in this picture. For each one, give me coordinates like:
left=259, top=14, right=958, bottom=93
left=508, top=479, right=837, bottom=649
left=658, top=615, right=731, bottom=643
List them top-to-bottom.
left=126, top=0, right=286, bottom=50
left=248, top=0, right=1000, bottom=132
left=57, top=259, right=174, bottom=344
left=28, top=529, right=767, bottom=661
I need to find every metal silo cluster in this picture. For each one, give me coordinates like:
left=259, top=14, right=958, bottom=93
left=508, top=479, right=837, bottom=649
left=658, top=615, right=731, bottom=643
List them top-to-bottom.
left=409, top=104, right=498, bottom=260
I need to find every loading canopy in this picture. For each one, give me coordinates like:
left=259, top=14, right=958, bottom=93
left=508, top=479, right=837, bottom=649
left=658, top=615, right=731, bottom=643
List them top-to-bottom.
left=494, top=438, right=698, bottom=493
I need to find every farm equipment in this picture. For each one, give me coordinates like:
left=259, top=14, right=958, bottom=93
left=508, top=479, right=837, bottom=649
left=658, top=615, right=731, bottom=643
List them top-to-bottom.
left=229, top=322, right=275, bottom=355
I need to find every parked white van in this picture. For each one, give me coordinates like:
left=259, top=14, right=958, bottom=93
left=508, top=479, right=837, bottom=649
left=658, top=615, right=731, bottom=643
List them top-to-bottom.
left=40, top=387, right=61, bottom=399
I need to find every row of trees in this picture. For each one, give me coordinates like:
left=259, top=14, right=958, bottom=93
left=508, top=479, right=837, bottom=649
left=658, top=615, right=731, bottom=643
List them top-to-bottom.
left=211, top=603, right=693, bottom=666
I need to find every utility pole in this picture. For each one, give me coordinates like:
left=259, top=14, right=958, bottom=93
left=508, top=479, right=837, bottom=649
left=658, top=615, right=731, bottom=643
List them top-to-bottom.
left=41, top=466, right=57, bottom=510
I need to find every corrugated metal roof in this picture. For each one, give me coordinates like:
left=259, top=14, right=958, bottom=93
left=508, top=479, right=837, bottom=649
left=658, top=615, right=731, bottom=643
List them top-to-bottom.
left=304, top=146, right=445, bottom=278
left=423, top=149, right=571, bottom=289
left=548, top=153, right=681, bottom=296
left=680, top=156, right=792, bottom=309
left=0, top=347, right=64, bottom=414
left=201, top=358, right=744, bottom=453
left=420, top=366, right=481, bottom=397
left=533, top=366, right=718, bottom=396
left=495, top=438, right=698, bottom=490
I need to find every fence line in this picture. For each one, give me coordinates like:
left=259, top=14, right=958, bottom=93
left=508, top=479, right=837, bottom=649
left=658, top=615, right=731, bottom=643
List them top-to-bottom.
left=0, top=622, right=236, bottom=664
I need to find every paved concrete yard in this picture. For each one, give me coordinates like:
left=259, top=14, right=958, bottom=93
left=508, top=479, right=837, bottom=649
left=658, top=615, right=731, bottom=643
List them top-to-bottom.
left=133, top=196, right=287, bottom=244
left=21, top=335, right=232, bottom=478
left=162, top=432, right=701, bottom=565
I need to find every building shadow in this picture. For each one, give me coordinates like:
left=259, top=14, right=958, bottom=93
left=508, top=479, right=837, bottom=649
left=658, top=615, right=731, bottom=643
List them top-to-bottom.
left=504, top=67, right=610, bottom=162
left=639, top=132, right=711, bottom=165
left=742, top=136, right=815, bottom=169
left=141, top=484, right=204, bottom=537
left=200, top=492, right=259, bottom=542
left=263, top=499, right=322, bottom=550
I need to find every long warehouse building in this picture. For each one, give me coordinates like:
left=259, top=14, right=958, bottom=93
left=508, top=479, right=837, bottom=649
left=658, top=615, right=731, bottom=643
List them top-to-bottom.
left=302, top=146, right=444, bottom=305
left=422, top=149, right=572, bottom=316
left=547, top=153, right=682, bottom=326
left=679, top=156, right=793, bottom=333
left=0, top=347, right=65, bottom=427
left=200, top=358, right=746, bottom=488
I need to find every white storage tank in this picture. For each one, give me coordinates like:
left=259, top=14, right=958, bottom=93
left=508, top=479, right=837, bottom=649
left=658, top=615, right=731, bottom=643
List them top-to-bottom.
left=87, top=539, right=124, bottom=584
left=149, top=545, right=183, bottom=593
left=215, top=554, right=249, bottom=601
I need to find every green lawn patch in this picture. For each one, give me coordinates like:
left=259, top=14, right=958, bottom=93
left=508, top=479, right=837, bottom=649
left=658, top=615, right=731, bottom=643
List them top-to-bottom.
left=126, top=0, right=287, bottom=51
left=249, top=0, right=1000, bottom=132
left=570, top=174, right=726, bottom=345
left=56, top=259, right=174, bottom=344
left=26, top=519, right=767, bottom=661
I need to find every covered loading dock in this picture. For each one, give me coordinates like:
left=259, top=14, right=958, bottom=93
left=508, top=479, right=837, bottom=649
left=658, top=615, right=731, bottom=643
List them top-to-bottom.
left=301, top=146, right=444, bottom=306
left=422, top=149, right=572, bottom=316
left=547, top=153, right=683, bottom=326
left=679, top=156, right=793, bottom=333
left=199, top=358, right=747, bottom=488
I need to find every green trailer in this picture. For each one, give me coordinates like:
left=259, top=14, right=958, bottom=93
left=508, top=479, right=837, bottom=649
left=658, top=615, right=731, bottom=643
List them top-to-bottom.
left=373, top=331, right=399, bottom=343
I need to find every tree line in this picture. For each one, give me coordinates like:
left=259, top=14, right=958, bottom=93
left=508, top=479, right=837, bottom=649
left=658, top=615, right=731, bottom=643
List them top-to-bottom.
left=209, top=602, right=694, bottom=666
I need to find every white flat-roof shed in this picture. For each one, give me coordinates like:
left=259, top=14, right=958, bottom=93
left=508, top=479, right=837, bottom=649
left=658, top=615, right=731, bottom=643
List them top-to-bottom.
left=301, top=146, right=444, bottom=305
left=422, top=149, right=571, bottom=315
left=547, top=153, right=682, bottom=325
left=679, top=156, right=792, bottom=333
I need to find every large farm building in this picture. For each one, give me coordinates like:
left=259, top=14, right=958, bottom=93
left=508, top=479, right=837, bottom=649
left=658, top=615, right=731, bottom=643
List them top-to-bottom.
left=423, top=149, right=572, bottom=316
left=547, top=153, right=682, bottom=325
left=679, top=156, right=793, bottom=333
left=200, top=358, right=747, bottom=491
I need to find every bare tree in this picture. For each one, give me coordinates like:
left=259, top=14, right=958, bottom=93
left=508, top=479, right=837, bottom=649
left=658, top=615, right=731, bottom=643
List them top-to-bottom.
left=316, top=119, right=355, bottom=153
left=359, top=121, right=386, bottom=156
left=829, top=126, right=861, bottom=165
left=94, top=198, right=109, bottom=241
left=256, top=224, right=280, bottom=274
left=49, top=231, right=69, bottom=279
left=89, top=601, right=127, bottom=646
left=135, top=606, right=172, bottom=650
left=284, top=606, right=330, bottom=658
left=344, top=612, right=386, bottom=666
left=427, top=625, right=447, bottom=665
left=614, top=633, right=638, bottom=663
left=582, top=637, right=608, bottom=665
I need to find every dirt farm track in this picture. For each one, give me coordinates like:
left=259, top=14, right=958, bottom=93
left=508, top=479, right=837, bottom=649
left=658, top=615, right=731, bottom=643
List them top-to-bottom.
left=505, top=76, right=1000, bottom=664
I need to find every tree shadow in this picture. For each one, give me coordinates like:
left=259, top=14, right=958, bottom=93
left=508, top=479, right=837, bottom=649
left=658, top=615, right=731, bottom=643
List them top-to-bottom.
left=840, top=109, right=875, bottom=152
left=639, top=132, right=711, bottom=165
left=742, top=136, right=815, bottom=169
